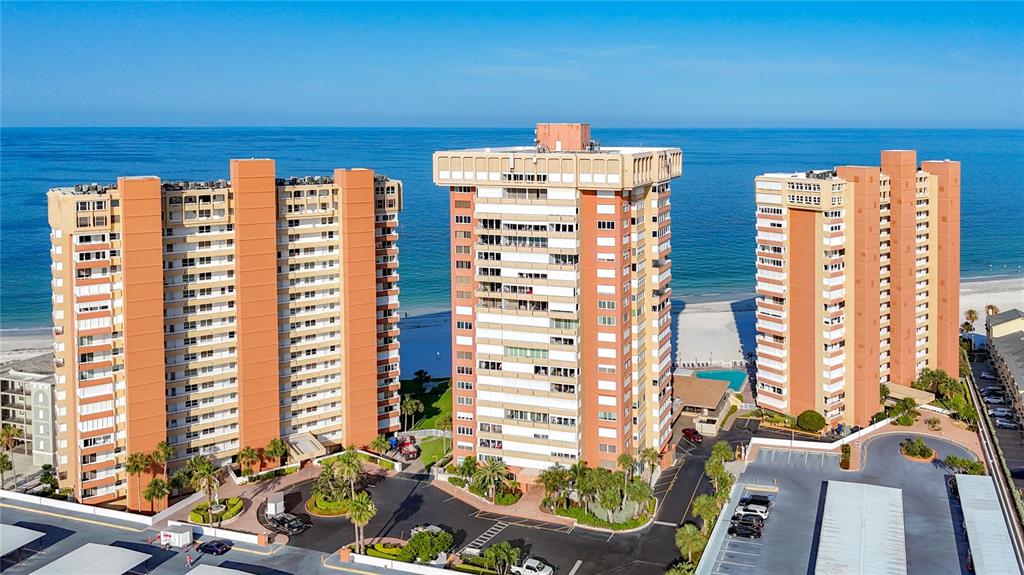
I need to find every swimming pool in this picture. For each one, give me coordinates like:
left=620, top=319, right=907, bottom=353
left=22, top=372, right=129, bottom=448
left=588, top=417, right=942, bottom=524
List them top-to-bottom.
left=697, top=369, right=748, bottom=392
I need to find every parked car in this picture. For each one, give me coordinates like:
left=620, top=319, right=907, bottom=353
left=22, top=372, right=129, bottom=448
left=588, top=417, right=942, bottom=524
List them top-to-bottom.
left=979, top=371, right=996, bottom=380
left=981, top=386, right=1005, bottom=396
left=983, top=395, right=1007, bottom=405
left=988, top=408, right=1015, bottom=418
left=994, top=419, right=1020, bottom=430
left=682, top=428, right=704, bottom=445
left=399, top=444, right=420, bottom=461
left=740, top=494, right=773, bottom=508
left=734, top=504, right=769, bottom=520
left=267, top=513, right=311, bottom=535
left=730, top=513, right=766, bottom=528
left=411, top=524, right=446, bottom=537
left=728, top=524, right=763, bottom=539
left=198, top=540, right=232, bottom=555
left=511, top=557, right=555, bottom=575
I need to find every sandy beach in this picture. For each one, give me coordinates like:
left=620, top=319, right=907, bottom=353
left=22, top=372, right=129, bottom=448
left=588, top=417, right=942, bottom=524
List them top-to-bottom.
left=2, top=276, right=1021, bottom=376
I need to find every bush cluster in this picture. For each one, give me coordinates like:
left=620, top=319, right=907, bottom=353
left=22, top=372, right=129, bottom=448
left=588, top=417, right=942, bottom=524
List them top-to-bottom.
left=796, top=410, right=826, bottom=432
left=901, top=437, right=934, bottom=459
left=839, top=444, right=851, bottom=470
left=447, top=476, right=466, bottom=488
left=189, top=497, right=243, bottom=524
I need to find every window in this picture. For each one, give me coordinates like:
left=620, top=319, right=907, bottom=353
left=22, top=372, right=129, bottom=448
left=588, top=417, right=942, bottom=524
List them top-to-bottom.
left=454, top=215, right=472, bottom=224
left=597, top=221, right=616, bottom=230
left=598, top=300, right=616, bottom=310
left=598, top=316, right=616, bottom=326
left=456, top=321, right=473, bottom=330
left=457, top=380, right=474, bottom=390
left=457, top=396, right=474, bottom=406
left=598, top=411, right=617, bottom=421
left=599, top=443, right=618, bottom=454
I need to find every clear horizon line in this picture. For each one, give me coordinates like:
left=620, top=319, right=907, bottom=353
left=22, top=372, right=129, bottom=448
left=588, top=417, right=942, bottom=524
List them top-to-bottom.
left=4, top=125, right=1022, bottom=131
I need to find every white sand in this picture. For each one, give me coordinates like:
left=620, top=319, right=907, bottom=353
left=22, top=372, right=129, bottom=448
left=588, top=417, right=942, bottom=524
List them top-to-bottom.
left=674, top=275, right=1024, bottom=369
left=2, top=276, right=1020, bottom=374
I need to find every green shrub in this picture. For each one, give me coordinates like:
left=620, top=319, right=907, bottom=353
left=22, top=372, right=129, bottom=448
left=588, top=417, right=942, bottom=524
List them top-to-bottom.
left=796, top=410, right=826, bottom=432
left=895, top=413, right=915, bottom=427
left=901, top=437, right=934, bottom=459
left=840, top=444, right=851, bottom=470
left=945, top=455, right=985, bottom=475
left=448, top=476, right=466, bottom=488
left=494, top=490, right=522, bottom=506
left=310, top=493, right=351, bottom=515
left=189, top=497, right=244, bottom=524
left=554, top=498, right=654, bottom=530
left=397, top=530, right=454, bottom=564
left=370, top=543, right=402, bottom=557
left=367, top=547, right=399, bottom=560
left=460, top=554, right=495, bottom=569
left=453, top=564, right=498, bottom=575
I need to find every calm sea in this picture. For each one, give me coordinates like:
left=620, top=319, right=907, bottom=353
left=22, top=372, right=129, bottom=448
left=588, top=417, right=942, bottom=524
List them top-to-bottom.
left=2, top=128, right=1022, bottom=329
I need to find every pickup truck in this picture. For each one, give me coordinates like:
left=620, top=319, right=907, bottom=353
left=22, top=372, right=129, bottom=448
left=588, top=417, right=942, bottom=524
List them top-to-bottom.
left=511, top=557, right=555, bottom=575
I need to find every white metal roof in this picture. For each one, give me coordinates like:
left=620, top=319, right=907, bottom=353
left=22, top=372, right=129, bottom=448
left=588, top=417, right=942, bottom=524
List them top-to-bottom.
left=955, top=474, right=1021, bottom=575
left=814, top=481, right=907, bottom=575
left=0, top=524, right=45, bottom=556
left=30, top=542, right=149, bottom=575
left=190, top=566, right=250, bottom=575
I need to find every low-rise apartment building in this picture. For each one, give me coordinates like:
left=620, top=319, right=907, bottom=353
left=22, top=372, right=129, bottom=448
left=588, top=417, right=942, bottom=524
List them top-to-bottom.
left=433, top=123, right=682, bottom=480
left=754, top=151, right=960, bottom=427
left=48, top=160, right=401, bottom=510
left=0, top=353, right=58, bottom=467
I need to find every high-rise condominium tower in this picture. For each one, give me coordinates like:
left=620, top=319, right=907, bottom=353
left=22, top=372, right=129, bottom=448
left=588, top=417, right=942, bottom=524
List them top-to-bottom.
left=433, top=123, right=682, bottom=480
left=754, top=150, right=960, bottom=427
left=48, top=160, right=401, bottom=510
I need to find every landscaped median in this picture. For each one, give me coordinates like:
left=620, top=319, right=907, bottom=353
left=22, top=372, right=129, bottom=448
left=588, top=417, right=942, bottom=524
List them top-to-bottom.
left=189, top=497, right=244, bottom=524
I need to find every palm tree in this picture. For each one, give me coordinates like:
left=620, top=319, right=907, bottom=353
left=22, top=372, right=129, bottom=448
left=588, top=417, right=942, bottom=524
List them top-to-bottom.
left=985, top=304, right=1000, bottom=316
left=964, top=309, right=978, bottom=334
left=961, top=321, right=973, bottom=335
left=413, top=369, right=432, bottom=387
left=937, top=374, right=961, bottom=400
left=880, top=383, right=890, bottom=406
left=400, top=396, right=416, bottom=430
left=409, top=398, right=425, bottom=429
left=438, top=414, right=453, bottom=453
left=0, top=425, right=23, bottom=489
left=369, top=434, right=389, bottom=455
left=265, top=437, right=288, bottom=468
left=150, top=440, right=174, bottom=480
left=710, top=441, right=734, bottom=463
left=238, top=446, right=260, bottom=477
left=639, top=447, right=660, bottom=484
left=334, top=450, right=363, bottom=500
left=0, top=452, right=11, bottom=489
left=125, top=452, right=151, bottom=512
left=617, top=453, right=636, bottom=484
left=457, top=456, right=479, bottom=481
left=473, top=458, right=511, bottom=503
left=704, top=458, right=725, bottom=491
left=189, top=459, right=220, bottom=526
left=313, top=460, right=345, bottom=502
left=568, top=460, right=589, bottom=505
left=538, top=464, right=569, bottom=510
left=142, top=478, right=170, bottom=513
left=624, top=478, right=653, bottom=519
left=347, top=491, right=376, bottom=555
left=691, top=493, right=719, bottom=534
left=675, top=523, right=707, bottom=563
left=483, top=541, right=520, bottom=575
left=666, top=562, right=697, bottom=575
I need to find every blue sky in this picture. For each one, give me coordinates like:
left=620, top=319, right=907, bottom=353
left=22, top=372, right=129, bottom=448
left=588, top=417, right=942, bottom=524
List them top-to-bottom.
left=2, top=2, right=1022, bottom=127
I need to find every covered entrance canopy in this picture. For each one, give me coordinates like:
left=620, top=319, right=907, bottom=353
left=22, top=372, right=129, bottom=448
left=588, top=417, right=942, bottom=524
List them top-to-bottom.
left=886, top=383, right=935, bottom=406
left=285, top=432, right=326, bottom=462
left=30, top=542, right=149, bottom=575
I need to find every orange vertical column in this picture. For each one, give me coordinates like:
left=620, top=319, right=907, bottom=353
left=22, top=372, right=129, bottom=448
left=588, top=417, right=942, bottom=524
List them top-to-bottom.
left=881, top=150, right=918, bottom=387
left=231, top=159, right=281, bottom=453
left=922, top=160, right=961, bottom=376
left=838, top=166, right=882, bottom=426
left=337, top=169, right=379, bottom=448
left=119, top=176, right=168, bottom=511
left=449, top=188, right=477, bottom=462
left=787, top=209, right=818, bottom=417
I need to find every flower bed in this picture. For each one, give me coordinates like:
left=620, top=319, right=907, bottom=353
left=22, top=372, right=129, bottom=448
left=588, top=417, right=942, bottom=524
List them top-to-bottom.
left=466, top=482, right=522, bottom=506
left=306, top=493, right=351, bottom=516
left=189, top=497, right=244, bottom=524
left=554, top=498, right=655, bottom=531
left=365, top=543, right=403, bottom=559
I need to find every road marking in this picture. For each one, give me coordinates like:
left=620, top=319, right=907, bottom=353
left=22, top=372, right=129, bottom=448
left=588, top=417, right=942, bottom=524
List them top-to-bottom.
left=0, top=502, right=143, bottom=532
left=462, top=520, right=509, bottom=552
left=652, top=520, right=676, bottom=527
left=567, top=560, right=583, bottom=575
left=322, top=563, right=385, bottom=575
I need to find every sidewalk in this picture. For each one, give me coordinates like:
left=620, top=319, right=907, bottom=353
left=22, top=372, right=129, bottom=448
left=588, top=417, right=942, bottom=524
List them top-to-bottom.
left=430, top=479, right=574, bottom=526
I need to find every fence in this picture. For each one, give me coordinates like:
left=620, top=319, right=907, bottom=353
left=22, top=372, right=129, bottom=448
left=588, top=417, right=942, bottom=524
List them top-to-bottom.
left=746, top=417, right=893, bottom=454
left=404, top=429, right=451, bottom=439
left=0, top=487, right=205, bottom=528
left=166, top=520, right=262, bottom=546
left=350, top=552, right=450, bottom=575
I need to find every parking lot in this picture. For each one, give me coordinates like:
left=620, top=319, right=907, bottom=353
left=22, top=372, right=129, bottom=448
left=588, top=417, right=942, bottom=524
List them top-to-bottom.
left=972, top=359, right=1024, bottom=490
left=699, top=434, right=975, bottom=574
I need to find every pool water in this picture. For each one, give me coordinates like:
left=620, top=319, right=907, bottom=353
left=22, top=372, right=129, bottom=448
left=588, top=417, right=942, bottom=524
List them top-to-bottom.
left=697, top=369, right=747, bottom=392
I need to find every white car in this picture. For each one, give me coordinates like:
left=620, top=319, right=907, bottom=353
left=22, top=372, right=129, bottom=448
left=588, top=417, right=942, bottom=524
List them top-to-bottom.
left=979, top=371, right=996, bottom=380
left=984, top=395, right=1008, bottom=405
left=989, top=408, right=1014, bottom=418
left=995, top=419, right=1021, bottom=430
left=734, top=504, right=769, bottom=520
left=511, top=558, right=555, bottom=575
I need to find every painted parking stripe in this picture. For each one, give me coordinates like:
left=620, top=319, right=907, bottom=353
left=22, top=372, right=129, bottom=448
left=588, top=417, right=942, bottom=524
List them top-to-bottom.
left=567, top=560, right=583, bottom=575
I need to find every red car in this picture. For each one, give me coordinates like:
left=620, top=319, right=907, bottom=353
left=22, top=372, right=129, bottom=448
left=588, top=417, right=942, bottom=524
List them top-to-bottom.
left=682, top=428, right=704, bottom=444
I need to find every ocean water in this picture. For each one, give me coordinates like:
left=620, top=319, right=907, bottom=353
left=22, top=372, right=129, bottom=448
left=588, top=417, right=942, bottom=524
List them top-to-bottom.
left=2, top=128, right=1022, bottom=329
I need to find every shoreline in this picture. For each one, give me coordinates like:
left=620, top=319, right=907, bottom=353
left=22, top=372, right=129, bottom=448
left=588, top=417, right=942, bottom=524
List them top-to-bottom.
left=3, top=275, right=1022, bottom=375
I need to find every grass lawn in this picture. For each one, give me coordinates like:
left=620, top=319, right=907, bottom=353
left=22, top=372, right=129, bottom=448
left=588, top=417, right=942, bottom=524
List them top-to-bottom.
left=400, top=378, right=452, bottom=431
left=418, top=436, right=449, bottom=470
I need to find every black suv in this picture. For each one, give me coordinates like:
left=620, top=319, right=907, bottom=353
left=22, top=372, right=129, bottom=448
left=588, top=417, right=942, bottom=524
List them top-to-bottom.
left=739, top=494, right=773, bottom=508
left=267, top=513, right=311, bottom=535
left=730, top=513, right=766, bottom=528
left=728, top=524, right=763, bottom=539
left=198, top=540, right=232, bottom=555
